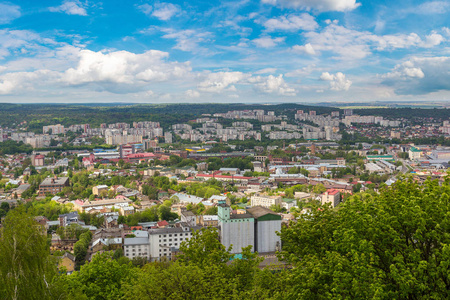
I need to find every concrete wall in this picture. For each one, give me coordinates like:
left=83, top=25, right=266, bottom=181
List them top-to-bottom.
left=220, top=219, right=254, bottom=254
left=255, top=220, right=281, bottom=253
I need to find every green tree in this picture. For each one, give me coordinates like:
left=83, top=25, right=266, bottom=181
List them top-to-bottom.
left=278, top=176, right=450, bottom=299
left=312, top=183, right=326, bottom=194
left=0, top=207, right=62, bottom=299
left=178, top=227, right=232, bottom=266
left=74, top=230, right=92, bottom=269
left=65, top=251, right=137, bottom=299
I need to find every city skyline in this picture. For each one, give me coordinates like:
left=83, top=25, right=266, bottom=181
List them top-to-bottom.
left=0, top=0, right=449, bottom=103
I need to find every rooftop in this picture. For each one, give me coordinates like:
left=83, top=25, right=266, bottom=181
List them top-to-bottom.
left=40, top=177, right=69, bottom=186
left=247, top=206, right=279, bottom=219
left=230, top=213, right=253, bottom=220
left=124, top=237, right=149, bottom=246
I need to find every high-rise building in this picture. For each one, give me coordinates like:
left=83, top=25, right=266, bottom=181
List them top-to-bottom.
left=164, top=132, right=173, bottom=144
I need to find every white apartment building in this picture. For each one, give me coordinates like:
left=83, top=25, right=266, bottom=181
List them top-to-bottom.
left=43, top=124, right=65, bottom=134
left=105, top=134, right=143, bottom=145
left=250, top=194, right=282, bottom=208
left=148, top=225, right=200, bottom=261
left=124, top=236, right=150, bottom=260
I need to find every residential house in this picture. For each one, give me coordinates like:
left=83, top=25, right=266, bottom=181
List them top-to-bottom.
left=39, top=177, right=69, bottom=196
left=92, top=185, right=109, bottom=196
left=58, top=252, right=76, bottom=274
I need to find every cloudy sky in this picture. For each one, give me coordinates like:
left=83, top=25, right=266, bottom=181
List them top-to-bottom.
left=0, top=0, right=449, bottom=103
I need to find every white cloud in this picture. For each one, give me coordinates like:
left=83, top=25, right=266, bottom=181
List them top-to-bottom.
left=262, top=0, right=361, bottom=12
left=49, top=1, right=87, bottom=16
left=415, top=1, right=450, bottom=14
left=152, top=2, right=180, bottom=21
left=0, top=3, right=21, bottom=24
left=137, top=3, right=153, bottom=15
left=263, top=14, right=318, bottom=31
left=304, top=23, right=445, bottom=60
left=443, top=27, right=450, bottom=36
left=0, top=29, right=60, bottom=60
left=161, top=29, right=212, bottom=53
left=423, top=32, right=445, bottom=48
left=253, top=36, right=285, bottom=48
left=292, top=43, right=316, bottom=55
left=62, top=49, right=191, bottom=86
left=381, top=57, right=450, bottom=95
left=285, top=64, right=317, bottom=77
left=383, top=65, right=425, bottom=79
left=254, top=68, right=277, bottom=74
left=0, top=70, right=56, bottom=95
left=198, top=71, right=249, bottom=93
left=320, top=72, right=352, bottom=91
left=249, top=74, right=296, bottom=96
left=185, top=89, right=200, bottom=98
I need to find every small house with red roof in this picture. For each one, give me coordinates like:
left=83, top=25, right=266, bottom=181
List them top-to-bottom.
left=157, top=220, right=169, bottom=228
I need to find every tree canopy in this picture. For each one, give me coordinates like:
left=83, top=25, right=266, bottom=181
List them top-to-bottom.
left=279, top=176, right=450, bottom=299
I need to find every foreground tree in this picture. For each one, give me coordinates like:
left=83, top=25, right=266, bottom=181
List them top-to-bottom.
left=279, top=176, right=450, bottom=299
left=0, top=207, right=62, bottom=300
left=64, top=251, right=137, bottom=299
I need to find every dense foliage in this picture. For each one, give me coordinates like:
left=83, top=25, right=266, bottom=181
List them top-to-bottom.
left=0, top=140, right=33, bottom=155
left=3, top=176, right=450, bottom=299
left=279, top=176, right=450, bottom=299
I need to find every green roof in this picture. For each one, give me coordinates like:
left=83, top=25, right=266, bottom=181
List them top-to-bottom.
left=282, top=198, right=296, bottom=203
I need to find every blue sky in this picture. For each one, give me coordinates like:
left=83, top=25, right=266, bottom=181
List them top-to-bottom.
left=0, top=0, right=449, bottom=103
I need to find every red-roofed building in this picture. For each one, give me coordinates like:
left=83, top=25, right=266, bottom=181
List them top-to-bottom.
left=126, top=152, right=156, bottom=163
left=33, top=155, right=45, bottom=166
left=195, top=173, right=252, bottom=182
left=321, top=189, right=340, bottom=208
left=157, top=220, right=169, bottom=228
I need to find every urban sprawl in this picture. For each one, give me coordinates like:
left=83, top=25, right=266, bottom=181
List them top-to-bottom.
left=1, top=107, right=450, bottom=272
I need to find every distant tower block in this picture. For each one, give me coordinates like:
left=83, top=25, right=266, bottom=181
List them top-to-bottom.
left=344, top=109, right=353, bottom=116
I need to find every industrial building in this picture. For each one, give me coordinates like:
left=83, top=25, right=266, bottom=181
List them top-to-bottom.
left=218, top=201, right=282, bottom=254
